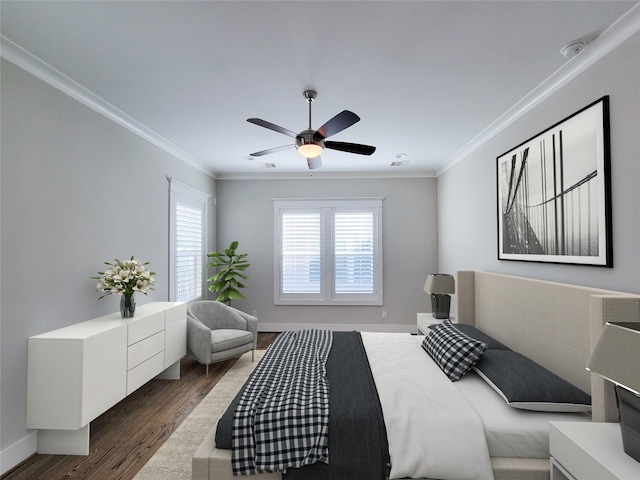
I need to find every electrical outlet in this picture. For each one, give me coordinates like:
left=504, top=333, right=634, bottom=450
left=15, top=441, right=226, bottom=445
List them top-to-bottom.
left=252, top=310, right=258, bottom=317
left=382, top=311, right=388, bottom=319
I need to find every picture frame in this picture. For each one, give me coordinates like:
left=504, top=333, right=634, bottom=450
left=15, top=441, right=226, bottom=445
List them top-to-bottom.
left=497, top=96, right=612, bottom=267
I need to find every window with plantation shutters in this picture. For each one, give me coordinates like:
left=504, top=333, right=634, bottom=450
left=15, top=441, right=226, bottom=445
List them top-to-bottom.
left=169, top=179, right=210, bottom=302
left=274, top=198, right=383, bottom=305
left=175, top=203, right=203, bottom=301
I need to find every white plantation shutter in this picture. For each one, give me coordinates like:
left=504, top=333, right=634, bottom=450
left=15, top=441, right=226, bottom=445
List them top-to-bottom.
left=169, top=179, right=209, bottom=302
left=274, top=198, right=382, bottom=305
left=175, top=203, right=203, bottom=301
left=281, top=212, right=322, bottom=294
left=334, top=212, right=375, bottom=294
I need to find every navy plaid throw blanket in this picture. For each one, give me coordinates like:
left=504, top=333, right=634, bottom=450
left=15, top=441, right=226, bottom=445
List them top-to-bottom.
left=232, top=329, right=333, bottom=475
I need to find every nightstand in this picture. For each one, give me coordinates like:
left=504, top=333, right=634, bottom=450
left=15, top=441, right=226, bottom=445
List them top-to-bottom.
left=417, top=313, right=449, bottom=334
left=550, top=422, right=640, bottom=480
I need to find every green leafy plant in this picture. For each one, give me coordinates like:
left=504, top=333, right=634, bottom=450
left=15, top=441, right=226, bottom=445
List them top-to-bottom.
left=206, top=241, right=250, bottom=304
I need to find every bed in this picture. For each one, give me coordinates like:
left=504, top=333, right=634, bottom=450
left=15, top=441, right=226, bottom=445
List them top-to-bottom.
left=192, top=271, right=640, bottom=480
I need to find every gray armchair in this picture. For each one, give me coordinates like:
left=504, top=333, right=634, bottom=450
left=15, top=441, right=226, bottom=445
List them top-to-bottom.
left=186, top=301, right=258, bottom=376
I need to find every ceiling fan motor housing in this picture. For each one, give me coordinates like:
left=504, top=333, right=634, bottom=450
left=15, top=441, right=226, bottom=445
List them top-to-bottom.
left=296, top=129, right=324, bottom=158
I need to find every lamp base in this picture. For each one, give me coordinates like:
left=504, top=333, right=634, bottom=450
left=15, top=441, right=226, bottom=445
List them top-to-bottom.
left=430, top=293, right=451, bottom=319
left=616, top=385, right=640, bottom=463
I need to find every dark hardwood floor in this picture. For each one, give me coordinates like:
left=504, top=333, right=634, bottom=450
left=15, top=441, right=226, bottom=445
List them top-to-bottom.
left=2, top=332, right=279, bottom=480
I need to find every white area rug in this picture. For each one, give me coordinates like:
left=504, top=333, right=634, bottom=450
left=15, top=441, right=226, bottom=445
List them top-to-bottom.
left=134, top=351, right=263, bottom=480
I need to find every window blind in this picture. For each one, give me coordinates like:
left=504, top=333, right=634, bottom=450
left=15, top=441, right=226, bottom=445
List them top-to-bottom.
left=169, top=178, right=209, bottom=303
left=175, top=202, right=203, bottom=302
left=281, top=212, right=322, bottom=294
left=334, top=212, right=374, bottom=294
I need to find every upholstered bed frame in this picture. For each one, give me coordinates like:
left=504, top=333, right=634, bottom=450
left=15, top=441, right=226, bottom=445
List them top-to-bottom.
left=192, top=271, right=640, bottom=480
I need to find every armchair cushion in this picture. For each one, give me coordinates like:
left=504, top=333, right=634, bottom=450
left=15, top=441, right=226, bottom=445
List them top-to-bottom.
left=211, top=329, right=253, bottom=354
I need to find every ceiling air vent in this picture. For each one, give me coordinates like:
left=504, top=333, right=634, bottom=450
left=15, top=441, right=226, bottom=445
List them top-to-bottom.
left=390, top=160, right=409, bottom=167
left=259, top=163, right=277, bottom=168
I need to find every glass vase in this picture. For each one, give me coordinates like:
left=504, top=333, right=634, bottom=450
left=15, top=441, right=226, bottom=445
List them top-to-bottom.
left=120, top=293, right=136, bottom=318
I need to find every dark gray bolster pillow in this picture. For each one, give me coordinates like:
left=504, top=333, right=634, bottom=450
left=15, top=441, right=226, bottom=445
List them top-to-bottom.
left=473, top=349, right=591, bottom=412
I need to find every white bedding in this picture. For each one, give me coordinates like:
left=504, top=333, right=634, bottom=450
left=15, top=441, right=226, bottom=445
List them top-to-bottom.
left=362, top=332, right=495, bottom=480
left=454, top=368, right=590, bottom=458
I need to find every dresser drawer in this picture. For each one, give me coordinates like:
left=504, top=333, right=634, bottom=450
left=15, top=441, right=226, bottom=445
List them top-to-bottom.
left=128, top=311, right=164, bottom=345
left=127, top=331, right=164, bottom=370
left=127, top=351, right=164, bottom=395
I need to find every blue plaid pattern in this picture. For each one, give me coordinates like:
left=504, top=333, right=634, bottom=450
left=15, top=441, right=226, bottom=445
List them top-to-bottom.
left=422, top=320, right=488, bottom=381
left=232, top=329, right=333, bottom=475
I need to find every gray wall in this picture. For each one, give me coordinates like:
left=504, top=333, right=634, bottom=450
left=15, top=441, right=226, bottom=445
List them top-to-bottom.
left=438, top=34, right=640, bottom=294
left=0, top=60, right=216, bottom=468
left=215, top=177, right=438, bottom=331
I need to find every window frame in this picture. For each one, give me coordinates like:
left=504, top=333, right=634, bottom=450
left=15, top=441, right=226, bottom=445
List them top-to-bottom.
left=169, top=178, right=210, bottom=302
left=274, top=197, right=383, bottom=306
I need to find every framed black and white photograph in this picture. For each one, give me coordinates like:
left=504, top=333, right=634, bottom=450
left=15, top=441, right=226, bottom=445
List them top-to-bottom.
left=497, top=96, right=612, bottom=267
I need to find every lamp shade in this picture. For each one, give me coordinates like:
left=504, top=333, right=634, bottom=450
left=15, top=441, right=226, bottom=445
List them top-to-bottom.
left=424, top=274, right=455, bottom=294
left=586, top=322, right=640, bottom=394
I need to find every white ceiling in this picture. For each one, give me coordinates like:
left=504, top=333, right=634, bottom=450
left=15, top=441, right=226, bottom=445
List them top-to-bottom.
left=1, top=1, right=637, bottom=178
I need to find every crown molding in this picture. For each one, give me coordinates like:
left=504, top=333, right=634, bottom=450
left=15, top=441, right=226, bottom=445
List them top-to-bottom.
left=437, top=3, right=640, bottom=176
left=0, top=35, right=218, bottom=178
left=216, top=170, right=436, bottom=181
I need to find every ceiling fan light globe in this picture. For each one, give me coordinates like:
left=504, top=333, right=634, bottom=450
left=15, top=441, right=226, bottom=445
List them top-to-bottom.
left=297, top=143, right=323, bottom=158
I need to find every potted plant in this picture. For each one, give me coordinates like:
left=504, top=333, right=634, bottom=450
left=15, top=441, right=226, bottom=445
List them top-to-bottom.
left=206, top=241, right=249, bottom=304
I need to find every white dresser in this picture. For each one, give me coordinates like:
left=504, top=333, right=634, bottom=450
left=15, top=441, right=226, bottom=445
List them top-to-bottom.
left=26, top=302, right=186, bottom=455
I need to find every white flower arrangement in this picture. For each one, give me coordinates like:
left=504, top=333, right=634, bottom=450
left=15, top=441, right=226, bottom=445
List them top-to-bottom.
left=93, top=256, right=156, bottom=300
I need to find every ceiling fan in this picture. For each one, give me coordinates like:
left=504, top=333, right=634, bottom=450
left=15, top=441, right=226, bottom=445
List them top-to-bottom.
left=247, top=90, right=376, bottom=170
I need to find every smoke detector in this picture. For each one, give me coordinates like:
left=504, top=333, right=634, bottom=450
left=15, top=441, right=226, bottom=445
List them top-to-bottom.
left=560, top=40, right=587, bottom=59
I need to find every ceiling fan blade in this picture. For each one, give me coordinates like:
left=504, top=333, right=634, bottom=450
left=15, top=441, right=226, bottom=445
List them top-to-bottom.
left=315, top=110, right=360, bottom=139
left=247, top=118, right=298, bottom=138
left=324, top=141, right=376, bottom=156
left=250, top=144, right=294, bottom=157
left=307, top=156, right=322, bottom=170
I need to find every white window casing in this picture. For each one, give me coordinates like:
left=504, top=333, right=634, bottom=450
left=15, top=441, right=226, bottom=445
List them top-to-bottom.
left=169, top=178, right=210, bottom=302
left=274, top=198, right=383, bottom=305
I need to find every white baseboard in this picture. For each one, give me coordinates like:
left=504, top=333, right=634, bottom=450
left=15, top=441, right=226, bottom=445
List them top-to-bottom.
left=258, top=323, right=417, bottom=333
left=1, top=432, right=37, bottom=475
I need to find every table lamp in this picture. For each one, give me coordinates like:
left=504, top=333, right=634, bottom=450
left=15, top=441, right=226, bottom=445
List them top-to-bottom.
left=424, top=274, right=455, bottom=319
left=586, top=321, right=640, bottom=462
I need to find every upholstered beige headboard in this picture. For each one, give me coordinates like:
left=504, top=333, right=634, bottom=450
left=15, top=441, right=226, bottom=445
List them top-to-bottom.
left=455, top=271, right=640, bottom=422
